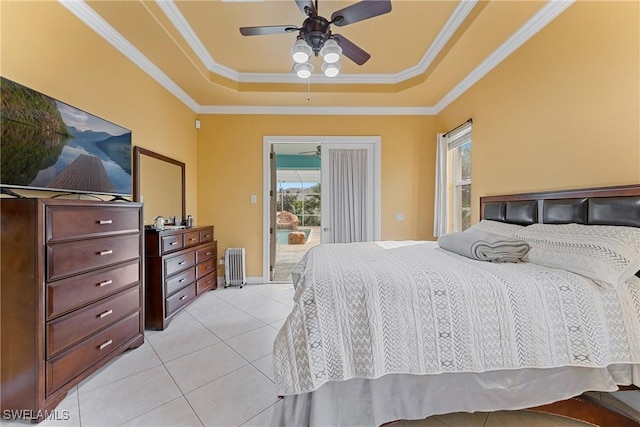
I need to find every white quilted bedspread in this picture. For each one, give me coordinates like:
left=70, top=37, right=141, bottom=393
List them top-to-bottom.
left=273, top=241, right=640, bottom=395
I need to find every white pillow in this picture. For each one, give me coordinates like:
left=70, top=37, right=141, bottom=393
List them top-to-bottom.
left=466, top=220, right=525, bottom=238
left=515, top=223, right=640, bottom=286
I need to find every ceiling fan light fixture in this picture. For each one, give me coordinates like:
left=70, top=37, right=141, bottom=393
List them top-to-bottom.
left=291, top=38, right=312, bottom=64
left=320, top=39, right=342, bottom=64
left=322, top=61, right=340, bottom=77
left=294, top=62, right=314, bottom=79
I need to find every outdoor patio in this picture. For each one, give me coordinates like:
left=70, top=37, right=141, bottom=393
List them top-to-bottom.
left=273, top=225, right=320, bottom=282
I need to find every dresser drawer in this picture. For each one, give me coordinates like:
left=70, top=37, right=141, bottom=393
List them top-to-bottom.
left=46, top=205, right=140, bottom=243
left=199, top=228, right=214, bottom=243
left=183, top=231, right=200, bottom=248
left=47, top=234, right=140, bottom=281
left=161, top=234, right=184, bottom=254
left=196, top=245, right=216, bottom=263
left=164, top=251, right=196, bottom=277
left=197, top=258, right=216, bottom=279
left=46, top=260, right=140, bottom=320
left=165, top=268, right=196, bottom=296
left=197, top=271, right=217, bottom=294
left=165, top=283, right=196, bottom=317
left=46, top=286, right=140, bottom=357
left=46, top=311, right=140, bottom=395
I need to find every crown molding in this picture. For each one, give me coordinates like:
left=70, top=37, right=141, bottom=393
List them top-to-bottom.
left=58, top=0, right=200, bottom=112
left=155, top=0, right=239, bottom=81
left=396, top=0, right=477, bottom=82
left=434, top=0, right=574, bottom=113
left=236, top=72, right=399, bottom=84
left=198, top=105, right=437, bottom=115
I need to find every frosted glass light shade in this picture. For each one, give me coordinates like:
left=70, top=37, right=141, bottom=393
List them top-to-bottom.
left=291, top=39, right=312, bottom=64
left=320, top=39, right=342, bottom=64
left=322, top=61, right=340, bottom=77
left=294, top=62, right=314, bottom=78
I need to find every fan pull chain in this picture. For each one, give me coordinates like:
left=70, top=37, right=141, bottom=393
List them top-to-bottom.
left=307, top=78, right=311, bottom=102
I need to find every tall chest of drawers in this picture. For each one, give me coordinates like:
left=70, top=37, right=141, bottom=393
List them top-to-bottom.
left=0, top=198, right=144, bottom=420
left=145, top=226, right=217, bottom=330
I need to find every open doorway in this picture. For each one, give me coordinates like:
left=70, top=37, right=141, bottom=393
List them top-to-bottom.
left=263, top=136, right=382, bottom=283
left=272, top=143, right=322, bottom=281
left=272, top=159, right=322, bottom=282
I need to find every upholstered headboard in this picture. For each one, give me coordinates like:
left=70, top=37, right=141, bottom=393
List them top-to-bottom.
left=480, top=185, right=640, bottom=228
left=480, top=185, right=640, bottom=278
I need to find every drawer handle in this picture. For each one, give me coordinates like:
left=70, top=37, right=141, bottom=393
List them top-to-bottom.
left=99, top=219, right=113, bottom=225
left=204, top=234, right=210, bottom=238
left=189, top=238, right=197, bottom=241
left=170, top=242, right=178, bottom=246
left=99, top=250, right=113, bottom=256
left=205, top=252, right=212, bottom=256
left=178, top=261, right=186, bottom=265
left=206, top=266, right=212, bottom=270
left=179, top=278, right=186, bottom=283
left=98, top=279, right=113, bottom=287
left=180, top=295, right=187, bottom=300
left=99, top=309, right=113, bottom=319
left=99, top=340, right=113, bottom=350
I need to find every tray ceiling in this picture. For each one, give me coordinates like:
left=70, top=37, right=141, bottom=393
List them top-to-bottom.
left=63, top=0, right=574, bottom=113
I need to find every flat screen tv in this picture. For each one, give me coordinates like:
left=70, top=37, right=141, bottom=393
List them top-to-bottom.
left=1, top=77, right=132, bottom=198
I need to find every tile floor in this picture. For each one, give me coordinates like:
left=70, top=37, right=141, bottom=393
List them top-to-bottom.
left=3, top=283, right=611, bottom=426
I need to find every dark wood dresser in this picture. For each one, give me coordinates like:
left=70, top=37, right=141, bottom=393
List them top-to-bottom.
left=0, top=198, right=144, bottom=421
left=144, top=226, right=217, bottom=330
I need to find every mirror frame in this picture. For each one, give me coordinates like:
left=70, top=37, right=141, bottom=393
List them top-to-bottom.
left=133, top=146, right=186, bottom=220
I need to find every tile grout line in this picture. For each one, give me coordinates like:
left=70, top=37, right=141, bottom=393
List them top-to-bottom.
left=238, top=399, right=283, bottom=427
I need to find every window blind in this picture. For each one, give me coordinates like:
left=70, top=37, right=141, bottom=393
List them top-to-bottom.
left=447, top=121, right=472, bottom=150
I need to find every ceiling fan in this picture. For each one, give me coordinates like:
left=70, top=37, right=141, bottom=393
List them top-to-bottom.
left=239, top=0, right=392, bottom=68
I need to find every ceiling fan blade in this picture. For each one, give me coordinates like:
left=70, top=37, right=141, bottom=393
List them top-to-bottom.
left=295, top=0, right=316, bottom=16
left=331, top=0, right=392, bottom=27
left=239, top=25, right=299, bottom=36
left=333, top=34, right=370, bottom=65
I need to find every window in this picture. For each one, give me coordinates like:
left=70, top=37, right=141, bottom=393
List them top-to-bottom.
left=434, top=121, right=472, bottom=236
left=451, top=139, right=471, bottom=231
left=276, top=182, right=321, bottom=226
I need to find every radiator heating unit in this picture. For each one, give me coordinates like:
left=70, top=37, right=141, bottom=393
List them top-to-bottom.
left=224, top=248, right=246, bottom=288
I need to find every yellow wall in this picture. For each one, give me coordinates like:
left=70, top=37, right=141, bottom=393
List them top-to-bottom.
left=0, top=1, right=198, bottom=220
left=437, top=1, right=640, bottom=220
left=196, top=115, right=436, bottom=277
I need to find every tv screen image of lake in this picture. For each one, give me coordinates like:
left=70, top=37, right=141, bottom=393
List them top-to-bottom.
left=0, top=78, right=132, bottom=196
left=28, top=101, right=131, bottom=195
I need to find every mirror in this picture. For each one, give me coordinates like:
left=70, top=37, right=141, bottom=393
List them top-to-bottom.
left=133, top=146, right=185, bottom=226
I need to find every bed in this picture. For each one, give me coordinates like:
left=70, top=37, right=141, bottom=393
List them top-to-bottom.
left=272, top=185, right=640, bottom=426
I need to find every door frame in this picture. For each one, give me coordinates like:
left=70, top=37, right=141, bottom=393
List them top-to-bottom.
left=262, top=135, right=381, bottom=283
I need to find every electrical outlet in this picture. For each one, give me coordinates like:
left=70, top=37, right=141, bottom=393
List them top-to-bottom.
left=396, top=212, right=405, bottom=221
left=219, top=259, right=224, bottom=265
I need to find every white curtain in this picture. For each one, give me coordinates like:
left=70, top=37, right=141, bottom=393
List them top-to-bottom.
left=433, top=133, right=449, bottom=237
left=328, top=149, right=368, bottom=243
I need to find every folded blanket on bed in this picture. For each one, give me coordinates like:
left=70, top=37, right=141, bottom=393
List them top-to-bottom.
left=438, top=231, right=530, bottom=262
